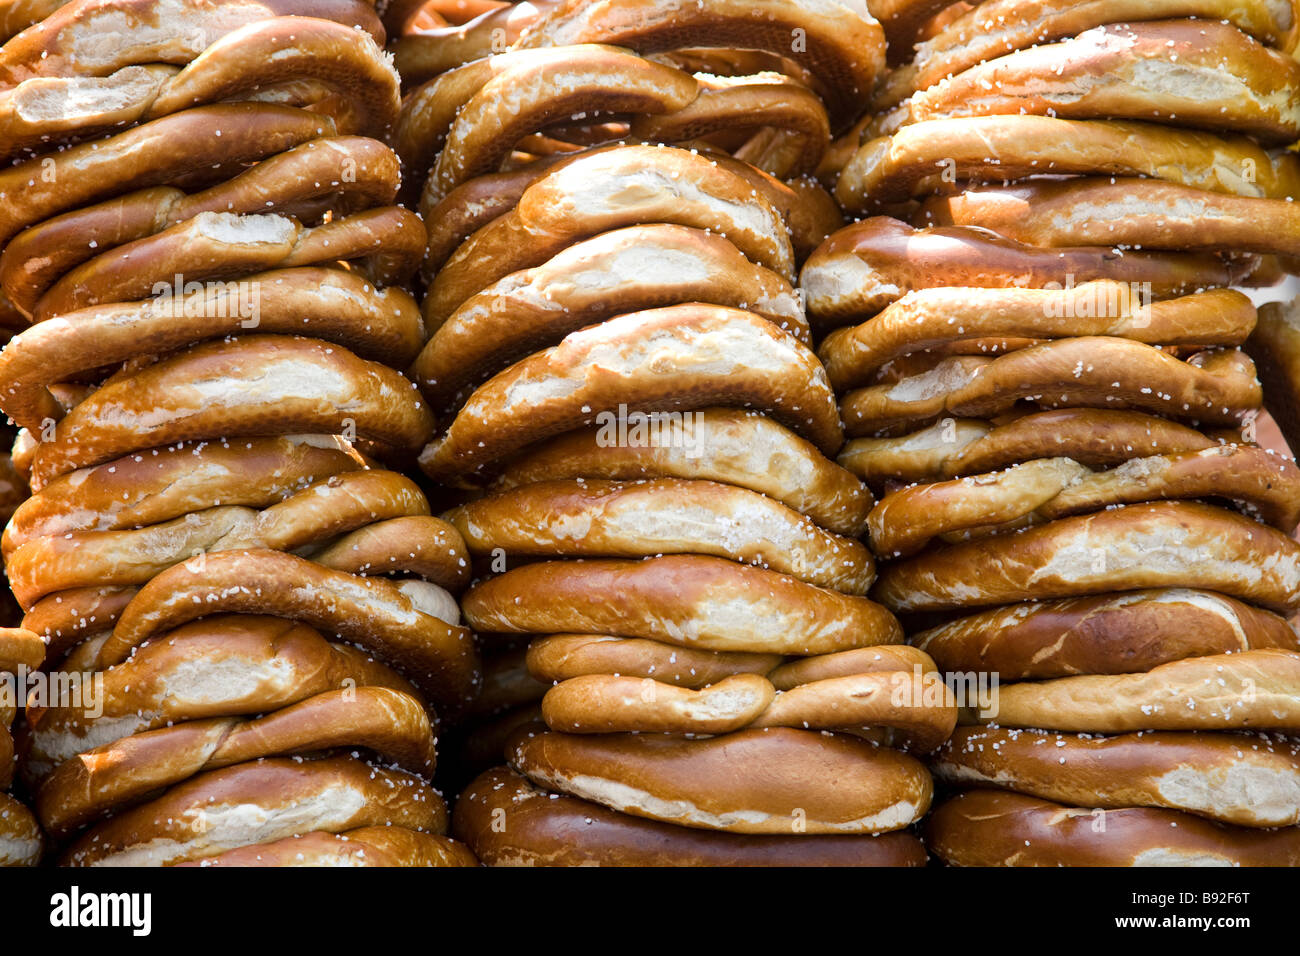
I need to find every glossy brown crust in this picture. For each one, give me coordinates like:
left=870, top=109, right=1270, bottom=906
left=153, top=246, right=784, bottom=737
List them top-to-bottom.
left=902, top=20, right=1300, bottom=144
left=836, top=116, right=1300, bottom=214
left=920, top=178, right=1300, bottom=259
left=801, top=218, right=1245, bottom=326
left=1248, top=298, right=1300, bottom=458
left=420, top=306, right=843, bottom=483
left=29, top=336, right=435, bottom=489
left=840, top=339, right=1260, bottom=437
left=496, top=408, right=872, bottom=536
left=839, top=409, right=1219, bottom=488
left=446, top=478, right=874, bottom=594
left=875, top=501, right=1300, bottom=614
left=463, top=554, right=902, bottom=656
left=914, top=589, right=1300, bottom=680
left=0, top=626, right=43, bottom=675
left=526, top=634, right=781, bottom=689
left=987, top=649, right=1300, bottom=733
left=508, top=727, right=932, bottom=834
left=935, top=727, right=1300, bottom=827
left=62, top=755, right=446, bottom=867
left=454, top=767, right=926, bottom=866
left=927, top=789, right=1300, bottom=866
left=0, top=792, right=42, bottom=867
left=176, top=827, right=479, bottom=867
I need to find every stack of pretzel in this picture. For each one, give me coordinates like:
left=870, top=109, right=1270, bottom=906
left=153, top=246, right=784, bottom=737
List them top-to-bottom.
left=0, top=0, right=481, bottom=866
left=390, top=0, right=959, bottom=865
left=804, top=0, right=1300, bottom=865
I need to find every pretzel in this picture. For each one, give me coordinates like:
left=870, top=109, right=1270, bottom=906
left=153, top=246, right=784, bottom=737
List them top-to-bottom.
left=0, top=0, right=384, bottom=85
left=0, top=0, right=67, bottom=43
left=390, top=0, right=556, bottom=83
left=511, top=0, right=885, bottom=125
left=883, top=0, right=1300, bottom=114
left=0, top=16, right=400, bottom=157
left=899, top=21, right=1300, bottom=144
left=0, top=103, right=336, bottom=248
left=836, top=116, right=1300, bottom=214
left=2, top=135, right=402, bottom=317
left=423, top=145, right=796, bottom=326
left=921, top=178, right=1300, bottom=260
left=34, top=207, right=425, bottom=320
left=802, top=218, right=1247, bottom=327
left=410, top=225, right=805, bottom=414
left=820, top=286, right=1254, bottom=392
left=1247, top=298, right=1300, bottom=459
left=421, top=305, right=840, bottom=484
left=28, top=335, right=436, bottom=490
left=841, top=339, right=1260, bottom=438
left=495, top=408, right=872, bottom=536
left=839, top=409, right=1221, bottom=488
left=4, top=436, right=362, bottom=553
left=869, top=445, right=1300, bottom=557
left=7, top=468, right=438, bottom=608
left=446, top=479, right=874, bottom=594
left=875, top=501, right=1300, bottom=614
left=310, top=516, right=470, bottom=591
left=94, top=549, right=481, bottom=712
left=462, top=554, right=901, bottom=655
left=20, top=586, right=134, bottom=663
left=914, top=589, right=1299, bottom=681
left=21, top=614, right=421, bottom=782
left=0, top=627, right=42, bottom=676
left=526, top=634, right=781, bottom=688
left=766, top=645, right=936, bottom=689
left=987, top=648, right=1300, bottom=733
left=541, top=673, right=776, bottom=735
left=35, top=686, right=437, bottom=837
left=508, top=726, right=930, bottom=834
left=936, top=727, right=1300, bottom=829
left=61, top=754, right=444, bottom=867
left=454, top=766, right=926, bottom=866
left=927, top=789, right=1300, bottom=867
left=0, top=792, right=41, bottom=866
left=175, top=827, right=478, bottom=867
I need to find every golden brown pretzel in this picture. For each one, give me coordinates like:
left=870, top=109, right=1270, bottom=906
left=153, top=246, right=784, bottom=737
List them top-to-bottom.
left=512, top=0, right=886, bottom=125
left=390, top=1, right=556, bottom=83
left=901, top=21, right=1300, bottom=144
left=0, top=103, right=335, bottom=247
left=836, top=116, right=1300, bottom=214
left=2, top=136, right=402, bottom=316
left=423, top=145, right=796, bottom=325
left=921, top=178, right=1300, bottom=259
left=34, top=207, right=425, bottom=320
left=801, top=218, right=1247, bottom=327
left=410, top=225, right=805, bottom=414
left=0, top=270, right=424, bottom=433
left=819, top=286, right=1254, bottom=392
left=1247, top=298, right=1300, bottom=458
left=420, top=305, right=841, bottom=484
left=29, top=335, right=435, bottom=489
left=840, top=339, right=1260, bottom=437
left=495, top=408, right=872, bottom=536
left=838, top=409, right=1220, bottom=487
left=4, top=436, right=362, bottom=553
left=868, top=444, right=1300, bottom=557
left=446, top=478, right=874, bottom=593
left=874, top=501, right=1300, bottom=614
left=310, top=515, right=471, bottom=592
left=95, top=549, right=481, bottom=712
left=462, top=554, right=902, bottom=655
left=20, top=586, right=134, bottom=662
left=913, top=589, right=1299, bottom=680
left=21, top=614, right=422, bottom=782
left=0, top=626, right=42, bottom=675
left=526, top=634, right=781, bottom=688
left=987, top=648, right=1300, bottom=733
left=541, top=673, right=777, bottom=735
left=35, top=686, right=437, bottom=837
left=508, top=727, right=930, bottom=834
left=935, top=727, right=1300, bottom=828
left=61, top=755, right=445, bottom=867
left=454, top=766, right=927, bottom=866
left=927, top=789, right=1300, bottom=867
left=0, top=792, right=41, bottom=866
left=174, top=827, right=478, bottom=867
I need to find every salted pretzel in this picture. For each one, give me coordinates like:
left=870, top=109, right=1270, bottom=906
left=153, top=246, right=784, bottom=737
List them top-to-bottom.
left=420, top=305, right=841, bottom=484
left=868, top=444, right=1300, bottom=557
left=874, top=501, right=1300, bottom=614
left=0, top=792, right=41, bottom=866
left=176, top=827, right=478, bottom=867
